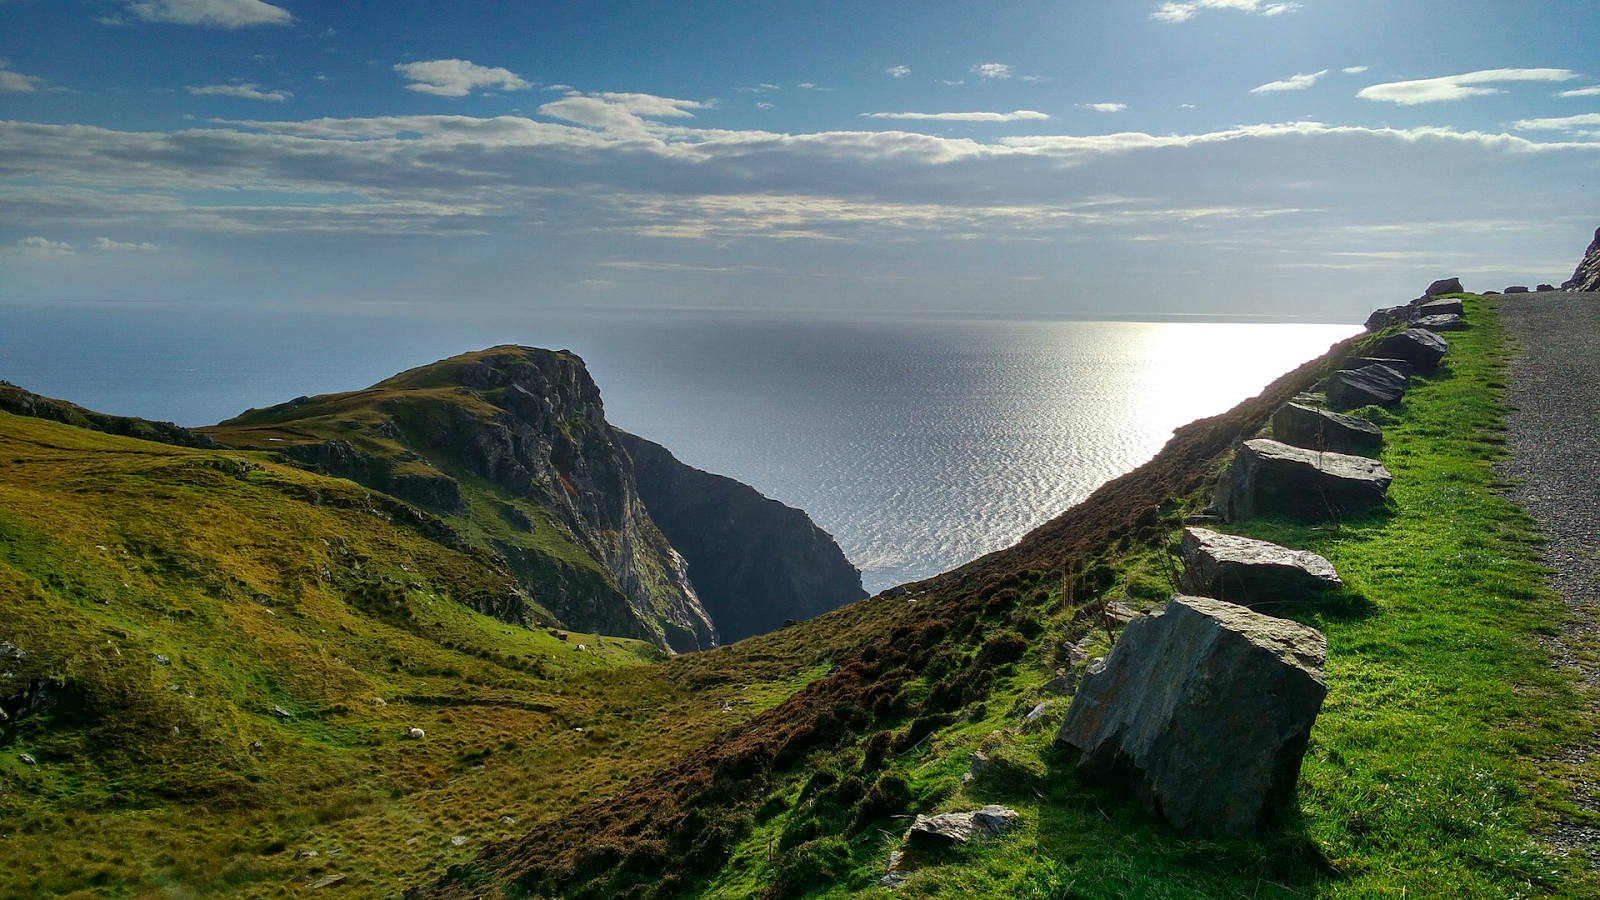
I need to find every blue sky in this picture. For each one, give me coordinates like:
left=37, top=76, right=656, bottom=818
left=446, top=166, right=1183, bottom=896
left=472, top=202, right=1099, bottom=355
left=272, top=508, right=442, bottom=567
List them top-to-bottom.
left=2, top=0, right=1598, bottom=320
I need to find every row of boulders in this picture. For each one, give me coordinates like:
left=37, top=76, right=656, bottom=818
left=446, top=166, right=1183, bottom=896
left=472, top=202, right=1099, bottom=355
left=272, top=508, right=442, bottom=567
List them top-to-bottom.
left=1053, top=281, right=1463, bottom=838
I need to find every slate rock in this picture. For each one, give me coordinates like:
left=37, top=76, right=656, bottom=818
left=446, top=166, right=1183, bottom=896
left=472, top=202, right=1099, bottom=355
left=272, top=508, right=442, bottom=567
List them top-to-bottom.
left=1563, top=226, right=1600, bottom=291
left=1423, top=277, right=1464, bottom=296
left=1536, top=284, right=1557, bottom=293
left=1505, top=285, right=1530, bottom=294
left=1415, top=297, right=1464, bottom=317
left=1363, top=304, right=1413, bottom=332
left=1413, top=314, right=1466, bottom=332
left=1369, top=328, right=1448, bottom=371
left=1340, top=357, right=1415, bottom=379
left=1325, top=365, right=1407, bottom=410
left=1271, top=402, right=1383, bottom=456
left=1214, top=439, right=1392, bottom=522
left=1179, top=527, right=1341, bottom=607
left=1055, top=595, right=1327, bottom=837
left=19, top=752, right=36, bottom=765
left=903, top=805, right=1019, bottom=847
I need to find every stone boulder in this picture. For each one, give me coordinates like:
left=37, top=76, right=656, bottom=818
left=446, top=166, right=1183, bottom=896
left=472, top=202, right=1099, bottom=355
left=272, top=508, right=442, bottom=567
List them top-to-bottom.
left=1564, top=227, right=1600, bottom=292
left=1423, top=277, right=1464, bottom=296
left=1536, top=284, right=1557, bottom=293
left=1505, top=285, right=1530, bottom=294
left=1415, top=297, right=1464, bottom=317
left=1363, top=304, right=1413, bottom=332
left=1413, top=314, right=1466, bottom=332
left=1369, top=328, right=1448, bottom=371
left=1340, top=357, right=1415, bottom=379
left=1326, top=364, right=1407, bottom=410
left=1270, top=402, right=1382, bottom=456
left=1214, top=439, right=1392, bottom=522
left=1179, top=527, right=1341, bottom=607
left=1055, top=595, right=1327, bottom=837
left=903, top=806, right=1019, bottom=847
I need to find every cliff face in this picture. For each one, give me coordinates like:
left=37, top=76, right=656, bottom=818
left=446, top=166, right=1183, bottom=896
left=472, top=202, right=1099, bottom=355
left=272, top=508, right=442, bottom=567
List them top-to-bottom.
left=1563, top=226, right=1600, bottom=292
left=204, top=346, right=717, bottom=652
left=617, top=430, right=866, bottom=643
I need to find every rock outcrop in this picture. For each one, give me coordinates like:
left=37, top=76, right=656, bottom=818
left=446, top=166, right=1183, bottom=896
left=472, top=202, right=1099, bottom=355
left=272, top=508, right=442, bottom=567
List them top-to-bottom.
left=1562, top=226, right=1600, bottom=292
left=1423, top=277, right=1464, bottom=296
left=1369, top=328, right=1448, bottom=371
left=1325, top=364, right=1407, bottom=410
left=1271, top=402, right=1382, bottom=456
left=617, top=431, right=866, bottom=643
left=1214, top=439, right=1392, bottom=522
left=1179, top=527, right=1341, bottom=607
left=1055, top=595, right=1327, bottom=837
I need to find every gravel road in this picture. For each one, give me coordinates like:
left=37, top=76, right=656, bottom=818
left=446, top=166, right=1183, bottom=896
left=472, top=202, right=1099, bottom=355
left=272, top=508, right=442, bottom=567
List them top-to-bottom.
left=1497, top=290, right=1600, bottom=862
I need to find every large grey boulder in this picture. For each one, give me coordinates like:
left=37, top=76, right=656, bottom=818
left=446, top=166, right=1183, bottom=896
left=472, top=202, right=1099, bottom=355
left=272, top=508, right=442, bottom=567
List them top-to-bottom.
left=1563, top=227, right=1600, bottom=292
left=1423, top=277, right=1464, bottom=296
left=1505, top=285, right=1530, bottom=294
left=1415, top=297, right=1464, bottom=317
left=1363, top=304, right=1412, bottom=332
left=1413, top=314, right=1466, bottom=332
left=1369, top=328, right=1448, bottom=371
left=1340, top=356, right=1415, bottom=379
left=1325, top=364, right=1407, bottom=410
left=1271, top=402, right=1382, bottom=456
left=1214, top=439, right=1392, bottom=522
left=1179, top=527, right=1341, bottom=607
left=1056, top=595, right=1327, bottom=837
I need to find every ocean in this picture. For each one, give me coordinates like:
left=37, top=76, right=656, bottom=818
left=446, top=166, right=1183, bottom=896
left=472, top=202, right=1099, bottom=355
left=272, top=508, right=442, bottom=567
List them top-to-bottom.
left=1, top=302, right=1356, bottom=593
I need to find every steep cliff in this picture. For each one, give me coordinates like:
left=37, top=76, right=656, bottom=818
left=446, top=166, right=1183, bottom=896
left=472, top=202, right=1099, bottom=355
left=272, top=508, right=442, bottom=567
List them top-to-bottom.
left=1562, top=225, right=1600, bottom=292
left=203, top=346, right=717, bottom=652
left=617, top=430, right=867, bottom=642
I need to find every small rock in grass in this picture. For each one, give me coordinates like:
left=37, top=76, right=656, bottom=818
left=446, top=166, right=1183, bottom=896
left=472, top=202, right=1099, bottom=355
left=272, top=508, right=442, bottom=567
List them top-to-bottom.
left=405, top=727, right=425, bottom=740
left=19, top=753, right=36, bottom=766
left=450, top=835, right=469, bottom=847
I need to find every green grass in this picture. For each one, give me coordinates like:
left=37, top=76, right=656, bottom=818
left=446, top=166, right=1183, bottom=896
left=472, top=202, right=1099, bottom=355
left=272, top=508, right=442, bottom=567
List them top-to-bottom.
left=694, top=295, right=1597, bottom=900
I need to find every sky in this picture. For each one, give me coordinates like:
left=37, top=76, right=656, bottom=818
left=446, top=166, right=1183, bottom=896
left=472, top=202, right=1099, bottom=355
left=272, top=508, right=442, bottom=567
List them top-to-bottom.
left=2, top=0, right=1598, bottom=321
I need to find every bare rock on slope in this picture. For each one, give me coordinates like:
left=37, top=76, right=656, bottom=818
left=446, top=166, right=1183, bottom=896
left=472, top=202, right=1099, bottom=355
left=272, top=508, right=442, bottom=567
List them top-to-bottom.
left=1563, top=226, right=1600, bottom=292
left=1214, top=439, right=1392, bottom=522
left=1055, top=595, right=1327, bottom=837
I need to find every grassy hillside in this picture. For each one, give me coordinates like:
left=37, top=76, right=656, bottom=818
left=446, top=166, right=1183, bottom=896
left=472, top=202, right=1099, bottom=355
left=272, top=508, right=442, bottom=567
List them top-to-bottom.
left=5, top=296, right=1595, bottom=899
left=427, top=296, right=1598, bottom=899
left=201, top=346, right=713, bottom=651
left=0, top=414, right=839, bottom=898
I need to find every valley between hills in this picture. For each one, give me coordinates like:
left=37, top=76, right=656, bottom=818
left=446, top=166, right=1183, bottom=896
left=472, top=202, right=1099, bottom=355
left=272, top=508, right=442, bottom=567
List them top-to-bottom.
left=4, top=284, right=1600, bottom=899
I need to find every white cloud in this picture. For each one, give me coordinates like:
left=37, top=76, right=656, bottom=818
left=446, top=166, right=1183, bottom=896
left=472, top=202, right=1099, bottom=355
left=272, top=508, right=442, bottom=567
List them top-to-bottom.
left=123, top=0, right=292, bottom=28
left=1152, top=0, right=1300, bottom=24
left=0, top=59, right=47, bottom=93
left=394, top=59, right=532, bottom=97
left=970, top=63, right=1013, bottom=80
left=886, top=66, right=911, bottom=79
left=1342, top=66, right=1370, bottom=74
left=1358, top=68, right=1579, bottom=105
left=1252, top=70, right=1328, bottom=93
left=187, top=83, right=292, bottom=101
left=1556, top=86, right=1600, bottom=98
left=756, top=102, right=774, bottom=110
left=1081, top=103, right=1128, bottom=113
left=862, top=110, right=1051, bottom=122
left=1512, top=112, right=1600, bottom=131
left=15, top=236, right=74, bottom=256
left=94, top=237, right=161, bottom=251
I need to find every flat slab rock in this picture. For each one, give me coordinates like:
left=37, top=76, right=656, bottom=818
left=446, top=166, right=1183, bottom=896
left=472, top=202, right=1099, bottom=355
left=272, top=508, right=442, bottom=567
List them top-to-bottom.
left=1415, top=297, right=1464, bottom=317
left=1413, top=313, right=1466, bottom=332
left=1370, top=328, right=1448, bottom=371
left=1340, top=357, right=1416, bottom=379
left=1326, top=364, right=1407, bottom=410
left=1271, top=402, right=1383, bottom=456
left=1215, top=439, right=1392, bottom=523
left=1180, top=527, right=1341, bottom=607
left=1056, top=595, right=1327, bottom=837
left=903, top=805, right=1019, bottom=847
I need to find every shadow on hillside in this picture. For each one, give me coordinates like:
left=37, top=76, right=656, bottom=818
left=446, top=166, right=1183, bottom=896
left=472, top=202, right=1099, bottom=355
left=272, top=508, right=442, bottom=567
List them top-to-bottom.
left=1027, top=743, right=1334, bottom=898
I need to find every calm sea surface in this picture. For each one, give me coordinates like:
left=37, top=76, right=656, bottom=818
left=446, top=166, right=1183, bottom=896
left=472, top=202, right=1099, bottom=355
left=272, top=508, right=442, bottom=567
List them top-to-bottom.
left=2, top=304, right=1355, bottom=592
